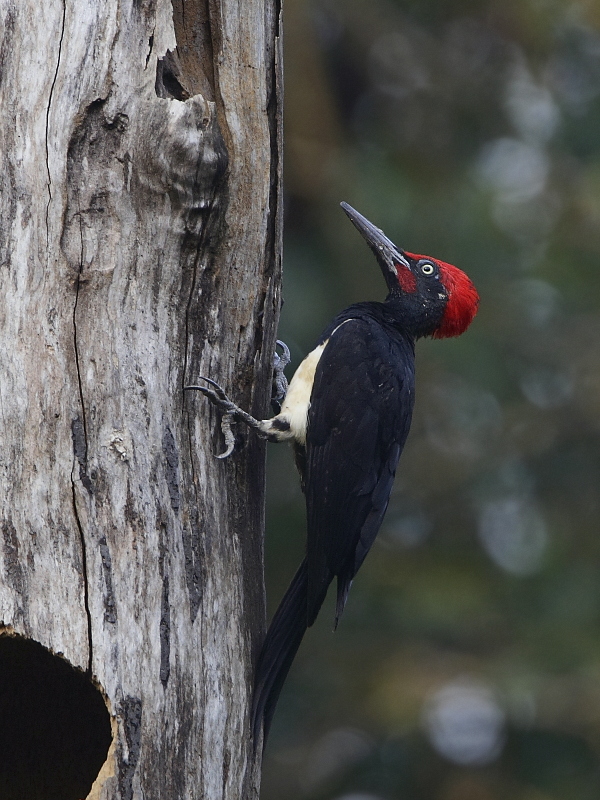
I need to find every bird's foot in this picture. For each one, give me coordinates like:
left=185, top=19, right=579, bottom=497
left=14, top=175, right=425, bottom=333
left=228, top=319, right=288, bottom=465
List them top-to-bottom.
left=271, top=340, right=291, bottom=413
left=185, top=378, right=266, bottom=459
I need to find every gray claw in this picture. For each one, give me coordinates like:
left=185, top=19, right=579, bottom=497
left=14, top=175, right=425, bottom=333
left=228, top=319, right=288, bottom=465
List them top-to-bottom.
left=272, top=340, right=290, bottom=410
left=275, top=340, right=291, bottom=367
left=185, top=377, right=267, bottom=458
left=186, top=378, right=240, bottom=457
left=216, top=412, right=236, bottom=459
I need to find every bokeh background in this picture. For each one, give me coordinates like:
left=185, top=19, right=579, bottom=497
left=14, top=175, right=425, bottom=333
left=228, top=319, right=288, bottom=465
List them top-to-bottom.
left=262, top=1, right=600, bottom=798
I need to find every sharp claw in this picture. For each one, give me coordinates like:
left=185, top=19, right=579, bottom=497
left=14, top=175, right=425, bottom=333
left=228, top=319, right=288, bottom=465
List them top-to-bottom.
left=272, top=340, right=290, bottom=412
left=275, top=340, right=291, bottom=367
left=186, top=376, right=267, bottom=457
left=185, top=377, right=228, bottom=402
left=201, top=377, right=229, bottom=401
left=185, top=379, right=239, bottom=457
left=185, top=379, right=235, bottom=414
left=215, top=412, right=236, bottom=459
left=216, top=445, right=235, bottom=459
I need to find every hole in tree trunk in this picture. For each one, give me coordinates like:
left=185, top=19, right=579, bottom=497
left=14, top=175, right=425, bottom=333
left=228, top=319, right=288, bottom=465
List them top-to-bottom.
left=0, top=634, right=113, bottom=800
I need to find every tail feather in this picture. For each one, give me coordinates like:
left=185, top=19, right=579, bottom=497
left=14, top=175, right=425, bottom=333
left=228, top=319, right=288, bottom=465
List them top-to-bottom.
left=251, top=558, right=312, bottom=747
left=334, top=574, right=353, bottom=629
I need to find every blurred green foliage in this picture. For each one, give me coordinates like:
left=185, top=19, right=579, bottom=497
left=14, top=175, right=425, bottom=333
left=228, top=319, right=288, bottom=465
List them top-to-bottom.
left=262, top=1, right=600, bottom=798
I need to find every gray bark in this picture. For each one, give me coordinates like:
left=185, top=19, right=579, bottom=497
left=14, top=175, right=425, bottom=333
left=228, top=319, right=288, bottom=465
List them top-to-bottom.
left=0, top=0, right=282, bottom=797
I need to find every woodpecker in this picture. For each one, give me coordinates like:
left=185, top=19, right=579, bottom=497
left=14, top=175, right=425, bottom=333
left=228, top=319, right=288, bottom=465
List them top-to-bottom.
left=187, top=203, right=479, bottom=746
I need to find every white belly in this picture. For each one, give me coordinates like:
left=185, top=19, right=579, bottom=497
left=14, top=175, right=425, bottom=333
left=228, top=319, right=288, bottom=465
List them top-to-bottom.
left=260, top=320, right=353, bottom=445
left=260, top=341, right=327, bottom=445
left=281, top=342, right=327, bottom=443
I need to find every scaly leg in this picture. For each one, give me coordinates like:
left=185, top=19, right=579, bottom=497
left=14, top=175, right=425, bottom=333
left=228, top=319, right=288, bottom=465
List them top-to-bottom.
left=186, top=340, right=291, bottom=458
left=185, top=377, right=268, bottom=459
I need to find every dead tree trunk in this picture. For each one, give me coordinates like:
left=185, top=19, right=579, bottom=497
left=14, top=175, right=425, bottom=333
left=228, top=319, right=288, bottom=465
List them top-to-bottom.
left=0, top=1, right=282, bottom=798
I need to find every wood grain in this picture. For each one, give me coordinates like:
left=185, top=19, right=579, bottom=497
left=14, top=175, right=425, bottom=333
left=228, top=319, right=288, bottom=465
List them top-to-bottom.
left=0, top=0, right=282, bottom=796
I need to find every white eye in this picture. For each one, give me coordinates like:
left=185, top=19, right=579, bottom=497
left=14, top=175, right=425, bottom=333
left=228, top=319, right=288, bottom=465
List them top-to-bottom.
left=421, top=263, right=435, bottom=275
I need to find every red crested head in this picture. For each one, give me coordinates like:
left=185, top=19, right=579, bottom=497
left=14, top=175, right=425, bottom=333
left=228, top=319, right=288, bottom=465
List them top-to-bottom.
left=340, top=203, right=479, bottom=339
left=405, top=253, right=479, bottom=338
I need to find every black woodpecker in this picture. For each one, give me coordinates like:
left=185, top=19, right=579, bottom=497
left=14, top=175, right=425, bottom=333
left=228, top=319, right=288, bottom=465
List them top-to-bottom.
left=187, top=202, right=480, bottom=747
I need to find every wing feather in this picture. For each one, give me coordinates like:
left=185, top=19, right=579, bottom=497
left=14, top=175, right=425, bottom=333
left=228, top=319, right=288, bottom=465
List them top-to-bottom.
left=304, top=317, right=415, bottom=624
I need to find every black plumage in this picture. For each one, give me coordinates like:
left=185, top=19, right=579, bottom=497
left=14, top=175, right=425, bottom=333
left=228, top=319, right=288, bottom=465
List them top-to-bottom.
left=252, top=306, right=417, bottom=742
left=306, top=311, right=416, bottom=624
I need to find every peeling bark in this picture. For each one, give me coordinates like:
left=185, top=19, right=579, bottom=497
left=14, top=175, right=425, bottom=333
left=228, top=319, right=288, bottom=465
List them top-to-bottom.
left=0, top=0, right=282, bottom=797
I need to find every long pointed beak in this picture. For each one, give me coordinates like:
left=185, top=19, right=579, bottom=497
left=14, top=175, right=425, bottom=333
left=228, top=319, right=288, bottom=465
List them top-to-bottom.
left=340, top=202, right=410, bottom=291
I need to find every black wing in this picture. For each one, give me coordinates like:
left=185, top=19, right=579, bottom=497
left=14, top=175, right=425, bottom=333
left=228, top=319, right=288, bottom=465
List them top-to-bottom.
left=252, top=315, right=415, bottom=746
left=304, top=317, right=415, bottom=625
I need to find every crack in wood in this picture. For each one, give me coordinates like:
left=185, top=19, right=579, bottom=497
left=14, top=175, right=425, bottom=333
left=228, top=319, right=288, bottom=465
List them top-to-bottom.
left=44, top=0, right=65, bottom=252
left=253, top=7, right=284, bottom=372
left=144, top=29, right=155, bottom=69
left=69, top=134, right=94, bottom=674
left=70, top=236, right=95, bottom=670
left=70, top=482, right=94, bottom=675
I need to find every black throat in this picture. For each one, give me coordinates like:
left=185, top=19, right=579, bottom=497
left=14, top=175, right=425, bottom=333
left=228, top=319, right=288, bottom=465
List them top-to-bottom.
left=384, top=290, right=446, bottom=339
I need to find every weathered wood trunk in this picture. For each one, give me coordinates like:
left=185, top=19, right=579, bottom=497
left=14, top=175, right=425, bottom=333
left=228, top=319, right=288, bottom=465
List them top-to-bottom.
left=0, top=0, right=282, bottom=797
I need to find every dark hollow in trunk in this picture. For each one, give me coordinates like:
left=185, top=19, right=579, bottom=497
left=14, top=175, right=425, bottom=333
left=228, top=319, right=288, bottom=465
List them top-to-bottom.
left=0, top=634, right=112, bottom=800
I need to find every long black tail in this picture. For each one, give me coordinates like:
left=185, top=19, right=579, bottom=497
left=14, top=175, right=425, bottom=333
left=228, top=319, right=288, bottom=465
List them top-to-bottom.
left=251, top=558, right=311, bottom=748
